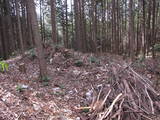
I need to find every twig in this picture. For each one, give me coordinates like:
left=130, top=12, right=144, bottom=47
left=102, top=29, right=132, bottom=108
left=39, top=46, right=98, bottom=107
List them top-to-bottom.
left=123, top=79, right=138, bottom=110
left=97, top=85, right=103, bottom=102
left=145, top=86, right=154, bottom=114
left=95, top=89, right=111, bottom=112
left=98, top=93, right=123, bottom=120
left=75, top=106, right=91, bottom=110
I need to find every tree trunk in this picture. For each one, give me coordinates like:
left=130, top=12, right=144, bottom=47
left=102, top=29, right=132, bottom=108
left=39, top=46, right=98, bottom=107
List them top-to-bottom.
left=15, top=0, right=24, bottom=55
left=26, top=0, right=47, bottom=78
left=50, top=0, right=57, bottom=44
left=65, top=0, right=69, bottom=48
left=74, top=0, right=81, bottom=51
left=128, top=0, right=135, bottom=60
left=142, top=0, right=146, bottom=57
left=151, top=0, right=156, bottom=58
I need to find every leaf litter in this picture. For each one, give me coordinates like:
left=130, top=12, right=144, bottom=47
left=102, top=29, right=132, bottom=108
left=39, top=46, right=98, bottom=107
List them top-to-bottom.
left=0, top=46, right=160, bottom=120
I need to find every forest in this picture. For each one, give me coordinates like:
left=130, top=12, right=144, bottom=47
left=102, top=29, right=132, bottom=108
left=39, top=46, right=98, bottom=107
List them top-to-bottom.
left=0, top=0, right=160, bottom=120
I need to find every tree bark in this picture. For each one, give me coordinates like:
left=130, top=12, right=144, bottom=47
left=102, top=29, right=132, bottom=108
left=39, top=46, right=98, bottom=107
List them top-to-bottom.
left=15, top=0, right=24, bottom=55
left=26, top=0, right=47, bottom=78
left=50, top=0, right=57, bottom=44
left=128, top=0, right=135, bottom=60
left=151, top=0, right=156, bottom=58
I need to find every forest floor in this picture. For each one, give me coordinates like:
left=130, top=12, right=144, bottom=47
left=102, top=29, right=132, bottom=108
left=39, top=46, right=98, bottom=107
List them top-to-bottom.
left=0, top=47, right=160, bottom=120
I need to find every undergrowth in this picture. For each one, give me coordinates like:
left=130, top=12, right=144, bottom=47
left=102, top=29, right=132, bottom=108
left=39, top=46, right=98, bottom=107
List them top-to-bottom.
left=0, top=61, right=9, bottom=72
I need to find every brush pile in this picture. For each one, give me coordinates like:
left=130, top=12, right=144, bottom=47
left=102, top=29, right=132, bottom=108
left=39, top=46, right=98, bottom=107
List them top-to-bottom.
left=28, top=45, right=160, bottom=120
left=84, top=62, right=160, bottom=120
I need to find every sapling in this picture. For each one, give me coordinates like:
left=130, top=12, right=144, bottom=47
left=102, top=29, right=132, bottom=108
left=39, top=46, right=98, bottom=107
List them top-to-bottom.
left=0, top=61, right=9, bottom=72
left=41, top=75, right=50, bottom=86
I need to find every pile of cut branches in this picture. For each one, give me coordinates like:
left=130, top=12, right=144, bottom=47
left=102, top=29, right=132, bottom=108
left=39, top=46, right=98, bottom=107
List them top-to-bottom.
left=80, top=62, right=160, bottom=120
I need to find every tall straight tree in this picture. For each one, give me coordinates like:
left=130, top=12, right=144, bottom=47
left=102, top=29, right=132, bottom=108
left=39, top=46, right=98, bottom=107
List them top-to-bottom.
left=15, top=0, right=24, bottom=55
left=26, top=0, right=47, bottom=78
left=50, top=0, right=57, bottom=44
left=65, top=0, right=69, bottom=48
left=74, top=0, right=81, bottom=51
left=90, top=0, right=97, bottom=52
left=112, top=0, right=117, bottom=53
left=128, top=0, right=135, bottom=59
left=142, top=0, right=146, bottom=57
left=151, top=0, right=156, bottom=58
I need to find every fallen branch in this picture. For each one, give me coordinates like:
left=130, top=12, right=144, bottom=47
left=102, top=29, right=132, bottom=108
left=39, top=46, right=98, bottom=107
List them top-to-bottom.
left=98, top=93, right=123, bottom=120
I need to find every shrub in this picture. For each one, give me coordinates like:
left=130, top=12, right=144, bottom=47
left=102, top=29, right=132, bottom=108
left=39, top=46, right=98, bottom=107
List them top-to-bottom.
left=154, top=44, right=160, bottom=52
left=28, top=48, right=36, bottom=59
left=89, top=56, right=100, bottom=64
left=74, top=60, right=83, bottom=67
